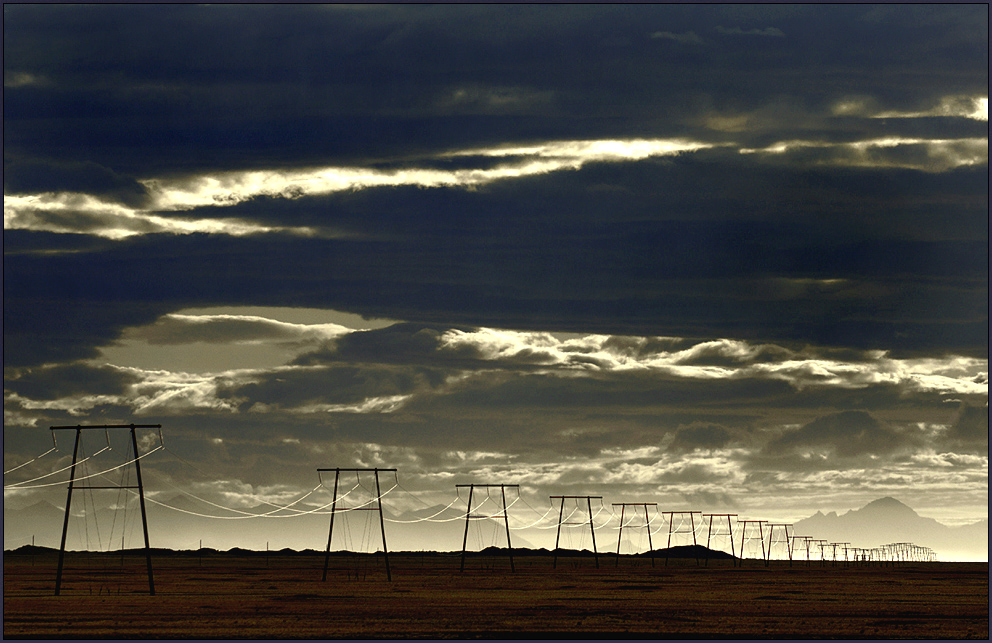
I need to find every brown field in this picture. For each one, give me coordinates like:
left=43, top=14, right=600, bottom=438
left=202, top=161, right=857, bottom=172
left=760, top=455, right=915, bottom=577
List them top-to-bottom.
left=3, top=549, right=989, bottom=639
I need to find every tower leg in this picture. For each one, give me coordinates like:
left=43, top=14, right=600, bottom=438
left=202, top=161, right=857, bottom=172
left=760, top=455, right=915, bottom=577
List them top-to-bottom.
left=130, top=425, right=155, bottom=595
left=55, top=428, right=81, bottom=596
left=322, top=469, right=340, bottom=581
left=374, top=469, right=391, bottom=581
left=460, top=485, right=474, bottom=572
left=501, top=485, right=514, bottom=572
left=553, top=497, right=565, bottom=569
left=587, top=497, right=598, bottom=569
left=616, top=505, right=626, bottom=567
left=645, top=505, right=655, bottom=567
left=690, top=513, right=698, bottom=566
left=705, top=516, right=713, bottom=567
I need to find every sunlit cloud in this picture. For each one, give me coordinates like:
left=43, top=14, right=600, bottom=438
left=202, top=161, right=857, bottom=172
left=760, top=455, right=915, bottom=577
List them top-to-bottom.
left=832, top=95, right=988, bottom=121
left=875, top=96, right=989, bottom=122
left=740, top=136, right=988, bottom=171
left=3, top=138, right=714, bottom=238
left=147, top=138, right=715, bottom=212
left=449, top=138, right=714, bottom=161
left=2, top=192, right=317, bottom=240
left=131, top=313, right=353, bottom=346
left=6, top=318, right=984, bottom=429
left=271, top=394, right=414, bottom=415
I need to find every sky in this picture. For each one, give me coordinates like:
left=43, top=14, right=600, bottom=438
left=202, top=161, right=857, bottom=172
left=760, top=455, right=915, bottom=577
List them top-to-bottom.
left=3, top=5, right=988, bottom=558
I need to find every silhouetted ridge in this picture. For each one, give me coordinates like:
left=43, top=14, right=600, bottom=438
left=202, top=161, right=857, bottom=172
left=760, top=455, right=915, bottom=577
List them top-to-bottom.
left=651, top=544, right=736, bottom=560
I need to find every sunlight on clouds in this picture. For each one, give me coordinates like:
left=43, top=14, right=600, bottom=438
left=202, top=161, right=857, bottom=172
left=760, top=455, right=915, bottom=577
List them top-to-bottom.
left=832, top=95, right=988, bottom=121
left=874, top=96, right=989, bottom=122
left=739, top=136, right=988, bottom=171
left=4, top=138, right=715, bottom=238
left=145, top=138, right=714, bottom=212
left=451, top=138, right=715, bottom=160
left=3, top=192, right=314, bottom=239
left=137, top=313, right=352, bottom=346
left=11, top=322, right=987, bottom=426
left=439, top=327, right=561, bottom=364
left=132, top=370, right=241, bottom=414
left=5, top=391, right=125, bottom=416
left=286, top=394, right=413, bottom=414
left=444, top=450, right=516, bottom=464
left=911, top=452, right=987, bottom=469
left=181, top=479, right=307, bottom=509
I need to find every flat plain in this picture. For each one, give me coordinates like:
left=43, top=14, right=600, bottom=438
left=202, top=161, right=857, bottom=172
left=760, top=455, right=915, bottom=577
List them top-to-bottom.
left=3, top=550, right=988, bottom=639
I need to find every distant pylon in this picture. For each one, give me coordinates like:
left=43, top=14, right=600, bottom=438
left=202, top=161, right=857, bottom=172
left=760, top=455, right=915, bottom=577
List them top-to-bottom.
left=457, top=484, right=518, bottom=572
left=550, top=495, right=602, bottom=569
left=613, top=503, right=657, bottom=566
left=662, top=511, right=701, bottom=566
left=702, top=513, right=737, bottom=566
left=737, top=519, right=767, bottom=564
left=764, top=523, right=793, bottom=565
left=790, top=535, right=813, bottom=566
left=813, top=539, right=829, bottom=565
left=836, top=542, right=851, bottom=566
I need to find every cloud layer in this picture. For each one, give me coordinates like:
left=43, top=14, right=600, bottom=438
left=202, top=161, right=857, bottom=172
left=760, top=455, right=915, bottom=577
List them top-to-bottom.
left=3, top=5, right=987, bottom=547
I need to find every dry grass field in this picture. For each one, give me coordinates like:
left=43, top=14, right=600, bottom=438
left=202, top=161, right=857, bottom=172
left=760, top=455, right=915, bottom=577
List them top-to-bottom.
left=3, top=549, right=988, bottom=639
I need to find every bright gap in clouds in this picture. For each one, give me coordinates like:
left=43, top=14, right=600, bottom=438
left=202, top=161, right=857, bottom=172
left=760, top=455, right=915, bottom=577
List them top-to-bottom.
left=97, top=307, right=398, bottom=373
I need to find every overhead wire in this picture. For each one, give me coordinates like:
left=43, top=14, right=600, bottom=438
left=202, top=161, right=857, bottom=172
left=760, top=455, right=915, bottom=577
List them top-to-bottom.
left=4, top=444, right=113, bottom=488
left=3, top=445, right=59, bottom=475
left=4, top=445, right=162, bottom=490
left=146, top=481, right=341, bottom=520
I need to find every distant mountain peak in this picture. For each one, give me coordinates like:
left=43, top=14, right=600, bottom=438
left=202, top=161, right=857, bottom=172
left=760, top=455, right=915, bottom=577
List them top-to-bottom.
left=859, top=497, right=918, bottom=516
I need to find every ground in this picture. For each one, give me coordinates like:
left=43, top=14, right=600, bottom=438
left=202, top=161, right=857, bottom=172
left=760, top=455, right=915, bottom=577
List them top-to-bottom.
left=3, top=550, right=988, bottom=639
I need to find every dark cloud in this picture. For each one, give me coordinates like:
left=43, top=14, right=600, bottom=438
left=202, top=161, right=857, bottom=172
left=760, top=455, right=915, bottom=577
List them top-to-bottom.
left=3, top=4, right=986, bottom=367
left=4, top=5, right=987, bottom=174
left=714, top=26, right=785, bottom=37
left=3, top=159, right=150, bottom=207
left=4, top=174, right=987, bottom=367
left=295, top=324, right=450, bottom=367
left=4, top=362, right=140, bottom=401
left=216, top=363, right=443, bottom=411
left=941, top=404, right=989, bottom=453
left=764, top=410, right=915, bottom=457
left=670, top=424, right=735, bottom=452
left=679, top=490, right=738, bottom=508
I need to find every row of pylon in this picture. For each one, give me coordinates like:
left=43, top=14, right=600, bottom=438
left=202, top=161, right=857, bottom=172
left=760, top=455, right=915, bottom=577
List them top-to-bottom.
left=544, top=508, right=937, bottom=569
